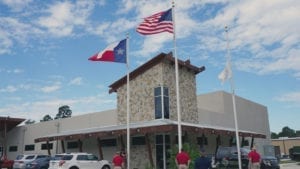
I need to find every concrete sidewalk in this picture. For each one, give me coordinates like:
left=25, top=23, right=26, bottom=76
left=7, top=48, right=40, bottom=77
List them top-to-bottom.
left=280, top=162, right=300, bottom=169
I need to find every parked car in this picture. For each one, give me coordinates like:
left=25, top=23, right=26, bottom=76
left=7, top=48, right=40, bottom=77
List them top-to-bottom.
left=215, top=146, right=280, bottom=169
left=215, top=146, right=250, bottom=169
left=48, top=152, right=111, bottom=169
left=13, top=154, right=49, bottom=169
left=0, top=155, right=14, bottom=169
left=25, top=156, right=51, bottom=169
left=261, top=156, right=280, bottom=169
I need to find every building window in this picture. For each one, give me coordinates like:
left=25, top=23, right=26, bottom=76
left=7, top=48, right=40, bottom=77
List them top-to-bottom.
left=154, top=86, right=169, bottom=119
left=156, top=134, right=170, bottom=169
left=175, top=135, right=186, bottom=144
left=132, top=136, right=146, bottom=146
left=197, top=136, right=208, bottom=146
left=229, top=137, right=236, bottom=146
left=100, top=139, right=117, bottom=147
left=67, top=141, right=78, bottom=149
left=41, top=143, right=53, bottom=150
left=25, top=144, right=35, bottom=151
left=9, top=146, right=18, bottom=152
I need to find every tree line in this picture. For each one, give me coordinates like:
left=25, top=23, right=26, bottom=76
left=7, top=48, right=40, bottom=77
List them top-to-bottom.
left=24, top=105, right=72, bottom=124
left=271, top=126, right=300, bottom=139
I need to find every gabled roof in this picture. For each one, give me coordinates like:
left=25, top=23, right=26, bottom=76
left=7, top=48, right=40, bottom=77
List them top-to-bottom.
left=109, top=52, right=205, bottom=93
left=0, top=116, right=25, bottom=132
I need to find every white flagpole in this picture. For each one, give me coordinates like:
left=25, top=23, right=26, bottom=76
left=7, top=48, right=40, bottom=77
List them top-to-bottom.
left=172, top=0, right=182, bottom=152
left=225, top=26, right=242, bottom=169
left=126, top=34, right=130, bottom=169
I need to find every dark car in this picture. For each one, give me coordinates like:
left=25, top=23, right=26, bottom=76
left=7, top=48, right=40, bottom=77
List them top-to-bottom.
left=215, top=146, right=250, bottom=169
left=215, top=146, right=280, bottom=169
left=25, top=156, right=51, bottom=169
left=260, top=156, right=280, bottom=169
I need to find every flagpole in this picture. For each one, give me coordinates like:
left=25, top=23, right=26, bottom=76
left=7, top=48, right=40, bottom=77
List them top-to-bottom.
left=172, top=0, right=182, bottom=152
left=225, top=26, right=242, bottom=169
left=126, top=34, right=130, bottom=169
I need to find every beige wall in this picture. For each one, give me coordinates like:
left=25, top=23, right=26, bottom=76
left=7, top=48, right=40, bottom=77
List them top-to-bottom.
left=197, top=91, right=271, bottom=153
left=197, top=91, right=270, bottom=136
left=6, top=110, right=117, bottom=159
left=272, top=137, right=300, bottom=155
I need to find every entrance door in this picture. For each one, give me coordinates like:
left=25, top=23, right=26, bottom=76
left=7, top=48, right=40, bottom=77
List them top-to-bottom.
left=155, top=134, right=170, bottom=169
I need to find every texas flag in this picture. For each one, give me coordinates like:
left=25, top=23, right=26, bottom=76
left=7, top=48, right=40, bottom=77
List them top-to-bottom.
left=89, top=39, right=127, bottom=63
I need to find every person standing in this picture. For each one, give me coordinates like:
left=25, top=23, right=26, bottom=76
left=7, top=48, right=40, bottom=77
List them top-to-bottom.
left=248, top=146, right=261, bottom=169
left=176, top=148, right=191, bottom=169
left=194, top=149, right=211, bottom=169
left=121, top=150, right=127, bottom=169
left=112, top=151, right=124, bottom=169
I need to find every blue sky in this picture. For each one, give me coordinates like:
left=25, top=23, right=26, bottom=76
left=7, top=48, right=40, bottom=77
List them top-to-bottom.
left=0, top=0, right=299, bottom=133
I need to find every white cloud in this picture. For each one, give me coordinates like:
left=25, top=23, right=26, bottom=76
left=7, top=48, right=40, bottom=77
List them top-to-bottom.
left=1, top=0, right=33, bottom=12
left=196, top=0, right=300, bottom=76
left=36, top=1, right=95, bottom=37
left=37, top=2, right=74, bottom=37
left=0, top=17, right=42, bottom=54
left=0, top=29, right=13, bottom=54
left=136, top=33, right=173, bottom=57
left=259, top=48, right=300, bottom=74
left=0, top=68, right=23, bottom=74
left=69, top=77, right=83, bottom=85
left=40, top=84, right=61, bottom=93
left=0, top=85, right=18, bottom=93
left=276, top=92, right=300, bottom=106
left=0, top=95, right=116, bottom=122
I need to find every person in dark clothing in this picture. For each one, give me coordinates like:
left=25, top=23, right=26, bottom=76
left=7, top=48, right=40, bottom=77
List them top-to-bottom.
left=194, top=148, right=211, bottom=169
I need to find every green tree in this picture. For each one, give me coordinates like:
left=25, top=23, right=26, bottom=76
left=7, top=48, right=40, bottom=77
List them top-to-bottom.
left=55, top=105, right=72, bottom=119
left=40, top=114, right=53, bottom=122
left=25, top=119, right=35, bottom=125
left=278, top=126, right=296, bottom=137
left=271, top=132, right=279, bottom=139
left=168, top=143, right=200, bottom=169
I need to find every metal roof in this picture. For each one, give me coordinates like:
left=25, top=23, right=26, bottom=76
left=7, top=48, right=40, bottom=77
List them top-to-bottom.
left=109, top=52, right=205, bottom=93
left=0, top=116, right=25, bottom=132
left=35, top=119, right=265, bottom=142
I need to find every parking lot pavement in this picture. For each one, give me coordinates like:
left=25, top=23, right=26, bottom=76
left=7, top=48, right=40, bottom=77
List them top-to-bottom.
left=280, top=162, right=300, bottom=169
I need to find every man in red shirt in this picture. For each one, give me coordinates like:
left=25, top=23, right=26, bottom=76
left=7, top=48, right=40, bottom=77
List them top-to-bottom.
left=248, top=146, right=261, bottom=169
left=176, top=148, right=191, bottom=169
left=112, top=152, right=124, bottom=169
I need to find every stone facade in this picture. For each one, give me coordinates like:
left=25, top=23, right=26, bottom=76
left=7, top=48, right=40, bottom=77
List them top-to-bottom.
left=116, top=59, right=198, bottom=124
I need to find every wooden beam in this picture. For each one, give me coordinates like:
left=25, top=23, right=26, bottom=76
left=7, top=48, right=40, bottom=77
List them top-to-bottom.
left=145, top=133, right=154, bottom=168
left=120, top=135, right=125, bottom=151
left=97, top=137, right=104, bottom=160
left=78, top=139, right=83, bottom=152
left=46, top=140, right=51, bottom=156
left=61, top=140, right=65, bottom=153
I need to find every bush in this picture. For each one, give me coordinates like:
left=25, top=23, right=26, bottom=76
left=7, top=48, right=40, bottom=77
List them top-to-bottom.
left=167, top=143, right=200, bottom=169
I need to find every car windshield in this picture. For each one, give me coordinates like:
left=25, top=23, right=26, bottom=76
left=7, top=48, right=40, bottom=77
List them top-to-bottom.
left=217, top=147, right=231, bottom=157
left=231, top=148, right=250, bottom=154
left=15, top=155, right=24, bottom=160
left=25, top=155, right=35, bottom=160
left=62, top=155, right=73, bottom=161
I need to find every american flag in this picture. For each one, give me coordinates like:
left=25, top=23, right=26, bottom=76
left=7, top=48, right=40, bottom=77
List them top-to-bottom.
left=136, top=8, right=173, bottom=35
